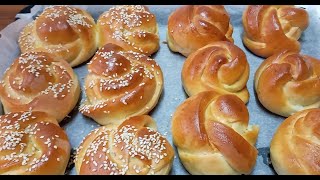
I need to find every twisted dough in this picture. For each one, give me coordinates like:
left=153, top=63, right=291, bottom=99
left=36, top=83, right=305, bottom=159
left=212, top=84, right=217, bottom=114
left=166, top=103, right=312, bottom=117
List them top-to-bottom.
left=18, top=5, right=98, bottom=67
left=97, top=5, right=159, bottom=56
left=167, top=5, right=234, bottom=57
left=242, top=5, right=309, bottom=58
left=182, top=41, right=249, bottom=103
left=79, top=43, right=163, bottom=126
left=255, top=51, right=320, bottom=117
left=0, top=52, right=80, bottom=122
left=172, top=91, right=259, bottom=175
left=270, top=108, right=320, bottom=175
left=0, top=111, right=70, bottom=175
left=75, top=115, right=174, bottom=175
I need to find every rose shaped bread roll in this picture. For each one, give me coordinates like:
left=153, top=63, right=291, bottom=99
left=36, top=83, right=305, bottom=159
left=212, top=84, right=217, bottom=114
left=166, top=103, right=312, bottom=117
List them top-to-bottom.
left=18, top=5, right=98, bottom=67
left=97, top=5, right=159, bottom=56
left=167, top=5, right=234, bottom=57
left=242, top=5, right=309, bottom=58
left=182, top=41, right=249, bottom=103
left=79, top=44, right=163, bottom=125
left=255, top=51, right=320, bottom=117
left=0, top=52, right=80, bottom=123
left=172, top=91, right=259, bottom=175
left=270, top=108, right=320, bottom=175
left=0, top=111, right=71, bottom=175
left=74, top=115, right=174, bottom=175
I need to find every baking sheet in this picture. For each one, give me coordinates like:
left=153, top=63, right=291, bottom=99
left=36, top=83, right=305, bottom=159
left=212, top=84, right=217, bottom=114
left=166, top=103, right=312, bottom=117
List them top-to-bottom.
left=0, top=5, right=319, bottom=175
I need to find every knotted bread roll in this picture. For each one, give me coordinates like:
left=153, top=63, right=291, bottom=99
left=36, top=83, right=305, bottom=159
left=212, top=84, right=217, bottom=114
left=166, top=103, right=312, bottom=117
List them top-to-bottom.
left=18, top=5, right=98, bottom=67
left=97, top=5, right=159, bottom=56
left=167, top=5, right=234, bottom=57
left=242, top=5, right=309, bottom=58
left=182, top=41, right=249, bottom=103
left=79, top=43, right=163, bottom=125
left=255, top=51, right=320, bottom=117
left=0, top=52, right=80, bottom=122
left=172, top=91, right=259, bottom=175
left=270, top=108, right=320, bottom=175
left=0, top=111, right=70, bottom=175
left=75, top=115, right=174, bottom=175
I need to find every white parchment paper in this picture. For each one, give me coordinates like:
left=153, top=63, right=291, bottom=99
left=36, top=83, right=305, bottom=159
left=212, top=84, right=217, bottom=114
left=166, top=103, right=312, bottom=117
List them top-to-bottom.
left=0, top=5, right=319, bottom=175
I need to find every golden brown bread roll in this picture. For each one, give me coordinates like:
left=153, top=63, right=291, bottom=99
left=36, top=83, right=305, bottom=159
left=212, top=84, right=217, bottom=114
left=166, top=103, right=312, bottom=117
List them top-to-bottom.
left=18, top=5, right=98, bottom=67
left=97, top=5, right=159, bottom=56
left=167, top=5, right=234, bottom=57
left=242, top=5, right=309, bottom=58
left=182, top=41, right=249, bottom=103
left=79, top=43, right=163, bottom=126
left=255, top=51, right=320, bottom=117
left=0, top=52, right=80, bottom=122
left=172, top=91, right=259, bottom=175
left=270, top=108, right=320, bottom=175
left=0, top=110, right=71, bottom=175
left=74, top=115, right=174, bottom=175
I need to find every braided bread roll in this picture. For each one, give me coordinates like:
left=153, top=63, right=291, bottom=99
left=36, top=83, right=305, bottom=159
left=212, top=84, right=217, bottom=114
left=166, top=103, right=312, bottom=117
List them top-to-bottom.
left=18, top=5, right=98, bottom=67
left=97, top=5, right=159, bottom=56
left=167, top=5, right=234, bottom=57
left=242, top=5, right=309, bottom=58
left=182, top=41, right=249, bottom=103
left=79, top=43, right=163, bottom=125
left=255, top=51, right=320, bottom=117
left=0, top=52, right=80, bottom=122
left=172, top=91, right=259, bottom=175
left=270, top=109, right=320, bottom=175
left=0, top=111, right=70, bottom=175
left=75, top=115, right=174, bottom=175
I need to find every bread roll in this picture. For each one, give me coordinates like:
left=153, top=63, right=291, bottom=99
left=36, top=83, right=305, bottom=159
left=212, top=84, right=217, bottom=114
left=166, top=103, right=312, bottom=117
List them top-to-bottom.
left=18, top=5, right=98, bottom=67
left=97, top=5, right=159, bottom=56
left=167, top=5, right=233, bottom=57
left=242, top=5, right=309, bottom=58
left=182, top=41, right=249, bottom=103
left=79, top=43, right=163, bottom=126
left=255, top=50, right=320, bottom=117
left=0, top=52, right=80, bottom=122
left=172, top=91, right=259, bottom=175
left=270, top=108, right=320, bottom=175
left=0, top=111, right=71, bottom=175
left=74, top=115, right=174, bottom=175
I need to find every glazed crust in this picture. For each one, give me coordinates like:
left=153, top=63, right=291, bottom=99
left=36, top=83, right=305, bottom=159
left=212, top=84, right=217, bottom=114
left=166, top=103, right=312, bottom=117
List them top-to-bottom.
left=18, top=5, right=98, bottom=67
left=167, top=5, right=233, bottom=57
left=242, top=5, right=309, bottom=58
left=182, top=41, right=249, bottom=103
left=79, top=43, right=163, bottom=126
left=255, top=51, right=320, bottom=117
left=0, top=52, right=80, bottom=122
left=172, top=91, right=259, bottom=175
left=0, top=111, right=70, bottom=175
left=75, top=115, right=174, bottom=175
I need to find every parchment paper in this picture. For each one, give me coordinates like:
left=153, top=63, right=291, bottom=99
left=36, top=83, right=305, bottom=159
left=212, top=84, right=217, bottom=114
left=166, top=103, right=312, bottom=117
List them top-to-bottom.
left=0, top=5, right=319, bottom=175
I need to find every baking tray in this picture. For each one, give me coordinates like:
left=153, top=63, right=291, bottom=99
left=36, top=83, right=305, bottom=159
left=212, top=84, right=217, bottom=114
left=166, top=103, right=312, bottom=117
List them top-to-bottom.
left=0, top=5, right=319, bottom=175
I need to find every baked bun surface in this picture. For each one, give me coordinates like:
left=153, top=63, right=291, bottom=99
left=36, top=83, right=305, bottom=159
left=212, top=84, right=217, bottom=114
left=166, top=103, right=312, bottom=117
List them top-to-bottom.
left=18, top=5, right=98, bottom=67
left=97, top=5, right=159, bottom=56
left=167, top=5, right=234, bottom=57
left=242, top=5, right=309, bottom=58
left=182, top=41, right=249, bottom=103
left=79, top=43, right=163, bottom=126
left=255, top=51, right=320, bottom=117
left=0, top=52, right=80, bottom=122
left=172, top=91, right=259, bottom=175
left=270, top=108, right=320, bottom=175
left=0, top=111, right=70, bottom=175
left=75, top=115, right=174, bottom=175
